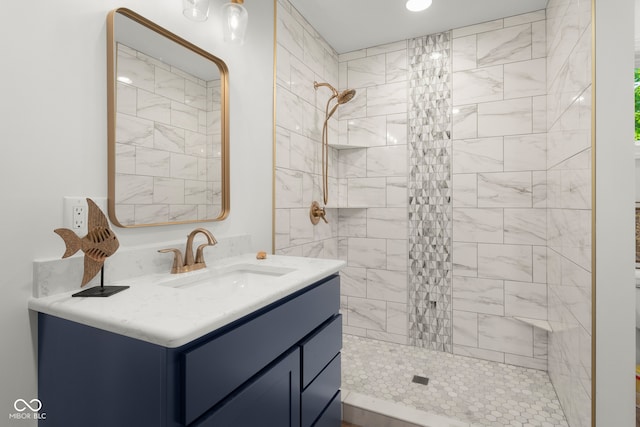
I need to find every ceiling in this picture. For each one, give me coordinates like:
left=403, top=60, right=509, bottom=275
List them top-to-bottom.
left=288, top=0, right=548, bottom=54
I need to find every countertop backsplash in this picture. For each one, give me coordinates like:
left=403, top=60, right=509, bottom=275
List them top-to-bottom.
left=32, top=234, right=252, bottom=298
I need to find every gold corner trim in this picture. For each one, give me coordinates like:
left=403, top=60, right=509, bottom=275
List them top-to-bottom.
left=272, top=0, right=277, bottom=255
left=590, top=0, right=596, bottom=425
left=106, top=8, right=230, bottom=228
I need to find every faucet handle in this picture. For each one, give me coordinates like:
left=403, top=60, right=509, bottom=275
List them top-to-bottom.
left=195, top=242, right=215, bottom=264
left=158, top=248, right=184, bottom=274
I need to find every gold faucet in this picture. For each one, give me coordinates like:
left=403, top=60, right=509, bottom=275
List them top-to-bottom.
left=158, top=228, right=217, bottom=274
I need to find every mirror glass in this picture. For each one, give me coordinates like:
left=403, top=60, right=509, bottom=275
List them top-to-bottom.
left=107, top=8, right=229, bottom=227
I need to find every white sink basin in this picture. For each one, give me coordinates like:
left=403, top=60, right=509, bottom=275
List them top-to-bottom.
left=155, top=263, right=296, bottom=293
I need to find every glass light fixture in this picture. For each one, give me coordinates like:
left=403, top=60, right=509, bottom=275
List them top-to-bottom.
left=183, top=0, right=210, bottom=22
left=222, top=0, right=248, bottom=45
left=406, top=0, right=433, bottom=12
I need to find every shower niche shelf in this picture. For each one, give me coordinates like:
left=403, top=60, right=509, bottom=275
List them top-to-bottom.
left=328, top=142, right=368, bottom=150
left=513, top=316, right=552, bottom=332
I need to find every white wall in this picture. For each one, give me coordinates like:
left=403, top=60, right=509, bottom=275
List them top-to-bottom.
left=0, top=0, right=274, bottom=424
left=594, top=0, right=636, bottom=425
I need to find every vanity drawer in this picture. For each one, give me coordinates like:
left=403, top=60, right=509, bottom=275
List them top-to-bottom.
left=183, top=275, right=339, bottom=425
left=300, top=314, right=342, bottom=388
left=301, top=353, right=341, bottom=427
left=313, top=390, right=341, bottom=427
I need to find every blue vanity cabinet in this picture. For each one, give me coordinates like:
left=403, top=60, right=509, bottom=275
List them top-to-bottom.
left=37, top=274, right=342, bottom=427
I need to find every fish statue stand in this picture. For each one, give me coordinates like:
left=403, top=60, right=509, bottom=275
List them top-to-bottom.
left=54, top=198, right=120, bottom=287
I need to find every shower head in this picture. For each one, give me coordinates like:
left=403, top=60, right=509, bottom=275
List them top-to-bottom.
left=337, top=89, right=356, bottom=104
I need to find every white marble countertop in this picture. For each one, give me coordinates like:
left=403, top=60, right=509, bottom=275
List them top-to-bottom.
left=28, top=254, right=345, bottom=348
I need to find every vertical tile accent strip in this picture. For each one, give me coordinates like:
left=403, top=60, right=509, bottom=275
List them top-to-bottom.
left=408, top=33, right=453, bottom=351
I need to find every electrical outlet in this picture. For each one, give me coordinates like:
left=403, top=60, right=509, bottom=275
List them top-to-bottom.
left=64, top=197, right=88, bottom=236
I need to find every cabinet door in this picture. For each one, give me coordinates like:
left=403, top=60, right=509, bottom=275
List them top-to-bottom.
left=193, top=348, right=301, bottom=427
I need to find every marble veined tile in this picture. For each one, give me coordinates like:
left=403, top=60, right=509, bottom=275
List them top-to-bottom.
left=277, top=3, right=303, bottom=58
left=503, top=10, right=546, bottom=27
left=453, top=19, right=503, bottom=38
left=477, top=24, right=532, bottom=67
left=452, top=35, right=477, bottom=71
left=117, top=46, right=155, bottom=92
left=385, top=50, right=408, bottom=84
left=348, top=55, right=386, bottom=88
left=504, top=58, right=546, bottom=99
left=453, top=66, right=503, bottom=105
left=155, top=67, right=184, bottom=103
left=185, top=80, right=207, bottom=110
left=117, top=82, right=137, bottom=115
left=367, top=82, right=407, bottom=116
left=137, top=89, right=171, bottom=124
left=478, top=98, right=532, bottom=137
left=171, top=101, right=199, bottom=132
left=452, top=105, right=478, bottom=139
left=116, top=113, right=154, bottom=147
left=347, top=116, right=387, bottom=147
left=154, top=123, right=185, bottom=153
left=504, top=134, right=547, bottom=172
left=453, top=137, right=503, bottom=174
left=115, top=143, right=135, bottom=174
left=366, top=145, right=407, bottom=177
left=135, top=147, right=170, bottom=178
left=170, top=153, right=198, bottom=180
left=275, top=168, right=303, bottom=208
left=478, top=172, right=532, bottom=208
left=115, top=173, right=153, bottom=204
left=452, top=173, right=477, bottom=208
left=153, top=177, right=184, bottom=204
left=386, top=177, right=407, bottom=207
left=347, top=178, right=386, bottom=207
left=185, top=180, right=207, bottom=205
left=367, top=208, right=407, bottom=239
left=453, top=208, right=503, bottom=243
left=504, top=208, right=546, bottom=245
left=348, top=237, right=386, bottom=269
left=386, top=239, right=407, bottom=271
left=453, top=242, right=478, bottom=277
left=478, top=243, right=533, bottom=282
left=367, top=269, right=407, bottom=304
left=453, top=276, right=504, bottom=315
left=505, top=280, right=547, bottom=320
left=347, top=297, right=387, bottom=331
left=386, top=302, right=408, bottom=336
left=452, top=310, right=478, bottom=347
left=478, top=314, right=534, bottom=357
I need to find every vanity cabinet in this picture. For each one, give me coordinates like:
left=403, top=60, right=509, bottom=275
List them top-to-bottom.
left=38, top=274, right=342, bottom=427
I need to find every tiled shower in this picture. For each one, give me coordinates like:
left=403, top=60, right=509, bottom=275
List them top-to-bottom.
left=275, top=0, right=592, bottom=425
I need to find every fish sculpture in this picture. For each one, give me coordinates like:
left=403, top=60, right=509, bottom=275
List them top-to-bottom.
left=54, top=198, right=120, bottom=287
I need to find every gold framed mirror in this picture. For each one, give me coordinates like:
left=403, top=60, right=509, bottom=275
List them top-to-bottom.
left=107, top=8, right=229, bottom=227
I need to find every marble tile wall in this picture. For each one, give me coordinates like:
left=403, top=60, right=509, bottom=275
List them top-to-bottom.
left=274, top=0, right=340, bottom=258
left=275, top=0, right=409, bottom=343
left=546, top=0, right=592, bottom=426
left=450, top=10, right=549, bottom=371
left=337, top=40, right=410, bottom=344
left=115, top=44, right=222, bottom=225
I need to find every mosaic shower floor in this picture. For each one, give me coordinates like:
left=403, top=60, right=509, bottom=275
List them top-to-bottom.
left=342, top=335, right=569, bottom=427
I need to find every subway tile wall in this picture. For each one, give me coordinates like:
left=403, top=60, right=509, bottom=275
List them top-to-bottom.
left=450, top=10, right=549, bottom=371
left=115, top=43, right=222, bottom=225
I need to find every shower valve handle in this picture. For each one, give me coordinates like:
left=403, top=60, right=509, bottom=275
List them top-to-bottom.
left=309, top=201, right=328, bottom=225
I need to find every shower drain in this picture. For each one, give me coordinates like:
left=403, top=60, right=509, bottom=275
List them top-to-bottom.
left=412, top=375, right=430, bottom=386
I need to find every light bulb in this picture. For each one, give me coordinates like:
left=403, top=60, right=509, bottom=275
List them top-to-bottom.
left=183, top=0, right=209, bottom=22
left=406, top=0, right=433, bottom=12
left=222, top=1, right=248, bottom=45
